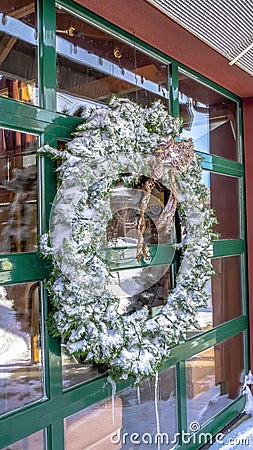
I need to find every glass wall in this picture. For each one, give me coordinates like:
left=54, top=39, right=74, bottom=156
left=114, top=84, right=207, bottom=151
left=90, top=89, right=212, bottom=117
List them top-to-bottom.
left=56, top=6, right=169, bottom=113
left=187, top=255, right=243, bottom=337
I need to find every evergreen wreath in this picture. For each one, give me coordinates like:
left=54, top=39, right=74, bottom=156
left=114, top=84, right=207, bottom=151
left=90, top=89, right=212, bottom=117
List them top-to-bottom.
left=39, top=96, right=217, bottom=384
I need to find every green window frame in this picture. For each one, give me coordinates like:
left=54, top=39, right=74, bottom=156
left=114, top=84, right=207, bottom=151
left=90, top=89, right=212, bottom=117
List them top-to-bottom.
left=0, top=1, right=248, bottom=449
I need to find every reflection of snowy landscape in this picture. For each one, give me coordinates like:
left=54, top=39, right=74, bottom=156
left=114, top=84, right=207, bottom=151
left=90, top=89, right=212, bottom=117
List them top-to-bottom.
left=0, top=287, right=43, bottom=417
left=0, top=290, right=30, bottom=365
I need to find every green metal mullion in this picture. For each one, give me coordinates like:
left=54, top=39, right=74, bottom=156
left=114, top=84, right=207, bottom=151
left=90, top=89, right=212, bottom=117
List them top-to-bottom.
left=39, top=0, right=57, bottom=111
left=170, top=63, right=179, bottom=117
left=0, top=101, right=82, bottom=139
left=0, top=110, right=47, bottom=135
left=38, top=141, right=62, bottom=404
left=39, top=141, right=57, bottom=233
left=197, top=151, right=244, bottom=177
left=213, top=239, right=245, bottom=258
left=108, top=243, right=175, bottom=271
left=0, top=253, right=50, bottom=285
left=43, top=286, right=62, bottom=400
left=162, top=316, right=247, bottom=367
left=176, top=361, right=187, bottom=443
left=50, top=420, right=65, bottom=450
left=46, top=426, right=53, bottom=450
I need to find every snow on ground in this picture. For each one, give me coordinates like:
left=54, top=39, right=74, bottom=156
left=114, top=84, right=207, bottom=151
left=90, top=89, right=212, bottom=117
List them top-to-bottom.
left=209, top=415, right=253, bottom=449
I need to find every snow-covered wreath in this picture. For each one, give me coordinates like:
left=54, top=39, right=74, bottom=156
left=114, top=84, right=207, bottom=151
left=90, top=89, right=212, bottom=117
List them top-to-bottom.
left=40, top=96, right=217, bottom=384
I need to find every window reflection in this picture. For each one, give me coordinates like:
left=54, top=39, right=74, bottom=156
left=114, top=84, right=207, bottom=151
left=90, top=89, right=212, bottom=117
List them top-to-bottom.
left=0, top=1, right=38, bottom=104
left=56, top=7, right=169, bottom=113
left=179, top=71, right=238, bottom=161
left=0, top=128, right=38, bottom=253
left=201, top=170, right=240, bottom=240
left=210, top=172, right=240, bottom=239
left=106, top=182, right=176, bottom=315
left=187, top=256, right=242, bottom=338
left=0, top=282, right=44, bottom=416
left=186, top=334, right=244, bottom=428
left=62, top=345, right=105, bottom=390
left=119, top=366, right=177, bottom=449
left=65, top=367, right=177, bottom=449
left=65, top=397, right=123, bottom=450
left=1, top=429, right=46, bottom=450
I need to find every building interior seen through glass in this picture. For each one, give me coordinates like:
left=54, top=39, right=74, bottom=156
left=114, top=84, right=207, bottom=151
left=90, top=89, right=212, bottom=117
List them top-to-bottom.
left=0, top=0, right=38, bottom=105
left=56, top=6, right=169, bottom=113
left=0, top=128, right=38, bottom=253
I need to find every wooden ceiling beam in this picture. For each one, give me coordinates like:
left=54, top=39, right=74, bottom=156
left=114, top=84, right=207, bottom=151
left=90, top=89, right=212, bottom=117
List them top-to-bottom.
left=9, top=2, right=35, bottom=19
left=0, top=3, right=35, bottom=66
left=0, top=36, right=17, bottom=66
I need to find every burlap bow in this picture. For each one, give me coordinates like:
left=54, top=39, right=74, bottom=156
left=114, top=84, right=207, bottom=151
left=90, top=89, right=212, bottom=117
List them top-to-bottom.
left=136, top=138, right=194, bottom=262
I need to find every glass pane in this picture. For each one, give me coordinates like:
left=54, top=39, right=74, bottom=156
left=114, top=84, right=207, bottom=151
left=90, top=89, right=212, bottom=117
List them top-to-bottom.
left=0, top=1, right=38, bottom=105
left=56, top=7, right=169, bottom=114
left=179, top=71, right=238, bottom=161
left=0, top=128, right=38, bottom=253
left=210, top=172, right=240, bottom=239
left=107, top=181, right=175, bottom=315
left=108, top=181, right=174, bottom=247
left=187, top=256, right=243, bottom=338
left=0, top=282, right=44, bottom=416
left=186, top=333, right=244, bottom=429
left=62, top=345, right=106, bottom=389
left=65, top=366, right=177, bottom=449
left=119, top=366, right=177, bottom=449
left=65, top=396, right=123, bottom=450
left=1, top=430, right=46, bottom=450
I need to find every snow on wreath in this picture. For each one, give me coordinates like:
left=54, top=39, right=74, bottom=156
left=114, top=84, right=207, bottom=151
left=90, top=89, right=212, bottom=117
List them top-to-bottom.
left=39, top=96, right=218, bottom=384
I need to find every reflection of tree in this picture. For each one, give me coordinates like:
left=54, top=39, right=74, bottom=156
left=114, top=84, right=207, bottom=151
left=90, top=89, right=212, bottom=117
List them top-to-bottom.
left=1, top=165, right=37, bottom=253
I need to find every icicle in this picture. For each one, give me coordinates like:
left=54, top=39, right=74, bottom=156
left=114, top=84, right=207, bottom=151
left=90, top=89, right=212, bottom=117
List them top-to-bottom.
left=154, top=371, right=161, bottom=450
left=243, top=371, right=253, bottom=414
left=107, top=375, right=117, bottom=426
left=137, top=385, right=141, bottom=405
